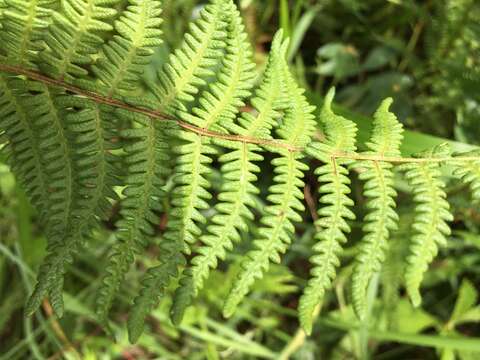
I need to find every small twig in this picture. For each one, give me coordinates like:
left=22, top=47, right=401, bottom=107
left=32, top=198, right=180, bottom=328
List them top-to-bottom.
left=398, top=20, right=425, bottom=72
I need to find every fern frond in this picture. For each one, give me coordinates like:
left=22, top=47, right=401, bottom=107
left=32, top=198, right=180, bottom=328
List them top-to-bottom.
left=0, top=0, right=56, bottom=68
left=2, top=0, right=480, bottom=343
left=40, top=0, right=119, bottom=81
left=92, top=0, right=163, bottom=96
left=122, top=0, right=231, bottom=336
left=151, top=0, right=228, bottom=112
left=169, top=0, right=258, bottom=323
left=185, top=34, right=286, bottom=296
left=223, top=48, right=316, bottom=317
left=0, top=77, right=51, bottom=221
left=299, top=88, right=357, bottom=334
left=351, top=98, right=403, bottom=319
left=96, top=112, right=169, bottom=323
left=403, top=145, right=454, bottom=307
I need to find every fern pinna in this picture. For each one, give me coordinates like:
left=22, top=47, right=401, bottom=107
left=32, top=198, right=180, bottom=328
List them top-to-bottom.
left=0, top=0, right=479, bottom=341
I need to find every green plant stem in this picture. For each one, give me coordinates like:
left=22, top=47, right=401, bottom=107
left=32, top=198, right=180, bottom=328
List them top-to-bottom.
left=279, top=0, right=291, bottom=38
left=319, top=317, right=480, bottom=352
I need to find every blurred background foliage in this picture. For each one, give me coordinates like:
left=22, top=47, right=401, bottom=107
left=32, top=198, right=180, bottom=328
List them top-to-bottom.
left=1, top=0, right=480, bottom=359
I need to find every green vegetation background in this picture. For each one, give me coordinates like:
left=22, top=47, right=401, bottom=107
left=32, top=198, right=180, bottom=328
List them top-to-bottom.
left=1, top=0, right=479, bottom=358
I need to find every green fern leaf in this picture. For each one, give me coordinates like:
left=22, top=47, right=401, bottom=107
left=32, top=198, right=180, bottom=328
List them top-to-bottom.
left=0, top=0, right=56, bottom=68
left=0, top=0, right=58, bottom=230
left=1, top=0, right=479, bottom=343
left=22, top=0, right=127, bottom=315
left=40, top=0, right=119, bottom=81
left=92, top=0, right=163, bottom=96
left=94, top=0, right=165, bottom=323
left=124, top=0, right=230, bottom=338
left=151, top=0, right=228, bottom=112
left=170, top=1, right=259, bottom=323
left=172, top=1, right=254, bottom=323
left=170, top=31, right=288, bottom=322
left=223, top=47, right=316, bottom=317
left=0, top=77, right=52, bottom=222
left=24, top=84, right=78, bottom=317
left=299, top=88, right=357, bottom=334
left=26, top=91, right=120, bottom=317
left=351, top=98, right=403, bottom=319
left=96, top=112, right=169, bottom=323
left=403, top=144, right=454, bottom=307
left=128, top=242, right=185, bottom=344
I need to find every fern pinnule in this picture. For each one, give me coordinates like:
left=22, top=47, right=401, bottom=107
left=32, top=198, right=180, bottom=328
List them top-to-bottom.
left=0, top=0, right=55, bottom=68
left=40, top=0, right=119, bottom=81
left=92, top=0, right=163, bottom=96
left=94, top=0, right=165, bottom=323
left=123, top=0, right=233, bottom=333
left=152, top=0, right=228, bottom=113
left=169, top=0, right=257, bottom=323
left=171, top=31, right=285, bottom=323
left=223, top=46, right=316, bottom=317
left=0, top=77, right=52, bottom=222
left=24, top=84, right=79, bottom=317
left=27, top=88, right=122, bottom=317
left=299, top=88, right=357, bottom=334
left=56, top=97, right=119, bottom=224
left=351, top=98, right=403, bottom=319
left=96, top=111, right=169, bottom=323
left=403, top=144, right=453, bottom=307
left=223, top=150, right=308, bottom=318
left=453, top=150, right=480, bottom=201
left=128, top=242, right=185, bottom=344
